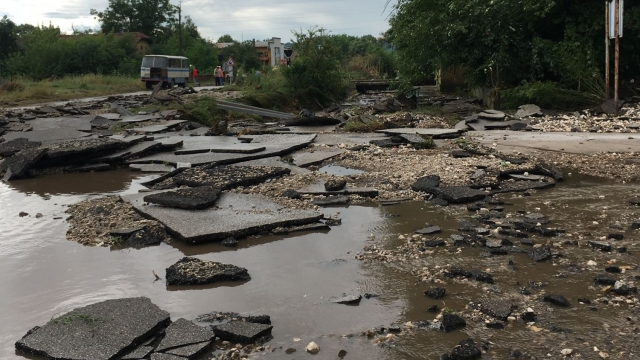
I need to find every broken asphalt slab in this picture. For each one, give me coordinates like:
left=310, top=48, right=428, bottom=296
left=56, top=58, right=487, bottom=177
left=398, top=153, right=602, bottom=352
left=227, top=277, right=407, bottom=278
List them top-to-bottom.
left=28, top=116, right=93, bottom=132
left=132, top=120, right=187, bottom=134
left=2, top=128, right=91, bottom=145
left=376, top=128, right=464, bottom=139
left=129, top=134, right=316, bottom=167
left=0, top=138, right=41, bottom=157
left=1, top=147, right=47, bottom=180
left=292, top=149, right=345, bottom=167
left=130, top=164, right=174, bottom=172
left=150, top=165, right=291, bottom=190
left=298, top=181, right=379, bottom=198
left=144, top=186, right=222, bottom=210
left=123, top=192, right=323, bottom=243
left=166, top=257, right=250, bottom=286
left=15, top=297, right=170, bottom=360
left=155, top=318, right=213, bottom=352
left=213, top=321, right=273, bottom=344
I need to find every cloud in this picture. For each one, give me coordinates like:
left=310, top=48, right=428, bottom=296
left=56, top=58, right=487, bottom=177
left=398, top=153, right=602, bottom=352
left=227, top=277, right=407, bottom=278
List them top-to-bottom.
left=4, top=0, right=391, bottom=39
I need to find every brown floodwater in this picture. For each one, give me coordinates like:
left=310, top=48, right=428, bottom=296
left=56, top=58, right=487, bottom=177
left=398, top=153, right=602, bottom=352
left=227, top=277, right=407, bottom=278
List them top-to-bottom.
left=1, top=169, right=640, bottom=359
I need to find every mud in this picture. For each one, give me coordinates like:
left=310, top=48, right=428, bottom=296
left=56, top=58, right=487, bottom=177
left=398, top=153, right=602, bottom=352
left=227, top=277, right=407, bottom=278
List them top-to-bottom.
left=1, top=163, right=639, bottom=360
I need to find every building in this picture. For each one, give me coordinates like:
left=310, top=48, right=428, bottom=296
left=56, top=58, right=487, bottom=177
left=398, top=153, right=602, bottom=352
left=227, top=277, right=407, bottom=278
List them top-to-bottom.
left=214, top=37, right=284, bottom=67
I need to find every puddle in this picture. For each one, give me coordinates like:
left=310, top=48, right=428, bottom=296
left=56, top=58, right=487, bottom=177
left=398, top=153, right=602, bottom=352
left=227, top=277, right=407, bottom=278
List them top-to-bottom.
left=319, top=164, right=365, bottom=176
left=2, top=169, right=640, bottom=359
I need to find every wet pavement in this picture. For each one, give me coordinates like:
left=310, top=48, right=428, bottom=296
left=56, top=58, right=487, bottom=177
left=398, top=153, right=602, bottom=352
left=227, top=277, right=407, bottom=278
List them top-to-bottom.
left=2, top=169, right=640, bottom=359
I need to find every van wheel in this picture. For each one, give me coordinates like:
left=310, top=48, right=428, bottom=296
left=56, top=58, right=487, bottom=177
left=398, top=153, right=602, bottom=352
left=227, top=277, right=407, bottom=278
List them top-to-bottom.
left=171, top=79, right=176, bottom=89
left=145, top=82, right=152, bottom=90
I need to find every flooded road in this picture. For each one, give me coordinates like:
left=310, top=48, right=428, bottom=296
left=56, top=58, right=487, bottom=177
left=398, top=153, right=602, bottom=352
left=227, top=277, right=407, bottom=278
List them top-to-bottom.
left=2, top=170, right=640, bottom=359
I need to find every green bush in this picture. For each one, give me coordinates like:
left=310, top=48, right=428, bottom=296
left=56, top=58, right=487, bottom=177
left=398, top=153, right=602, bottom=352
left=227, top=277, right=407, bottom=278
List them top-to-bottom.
left=281, top=29, right=350, bottom=109
left=500, top=81, right=603, bottom=110
left=178, top=97, right=219, bottom=126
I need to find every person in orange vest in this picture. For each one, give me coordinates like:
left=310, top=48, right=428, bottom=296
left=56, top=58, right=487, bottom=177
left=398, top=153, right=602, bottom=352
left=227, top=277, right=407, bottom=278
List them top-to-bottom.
left=191, top=66, right=199, bottom=86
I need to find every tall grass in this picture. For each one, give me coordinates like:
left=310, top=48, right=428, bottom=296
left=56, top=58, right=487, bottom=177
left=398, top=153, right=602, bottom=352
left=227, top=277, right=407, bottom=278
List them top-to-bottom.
left=0, top=75, right=143, bottom=106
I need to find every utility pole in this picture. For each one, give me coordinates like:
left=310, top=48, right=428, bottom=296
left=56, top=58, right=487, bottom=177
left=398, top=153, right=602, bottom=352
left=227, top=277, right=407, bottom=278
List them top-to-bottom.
left=614, top=0, right=620, bottom=115
left=178, top=1, right=182, bottom=56
left=605, top=1, right=610, bottom=100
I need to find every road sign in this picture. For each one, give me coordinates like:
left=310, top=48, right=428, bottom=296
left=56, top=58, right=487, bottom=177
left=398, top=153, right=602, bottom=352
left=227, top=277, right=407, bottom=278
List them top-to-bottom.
left=609, top=0, right=623, bottom=39
left=226, top=57, right=235, bottom=66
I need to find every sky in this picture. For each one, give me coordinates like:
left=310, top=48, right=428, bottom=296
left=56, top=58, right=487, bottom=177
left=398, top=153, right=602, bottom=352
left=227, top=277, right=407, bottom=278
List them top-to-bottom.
left=0, top=0, right=393, bottom=42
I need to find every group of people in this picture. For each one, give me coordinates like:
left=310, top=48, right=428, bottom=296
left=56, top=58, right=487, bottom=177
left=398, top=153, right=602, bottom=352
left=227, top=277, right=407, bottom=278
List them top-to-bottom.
left=190, top=66, right=229, bottom=87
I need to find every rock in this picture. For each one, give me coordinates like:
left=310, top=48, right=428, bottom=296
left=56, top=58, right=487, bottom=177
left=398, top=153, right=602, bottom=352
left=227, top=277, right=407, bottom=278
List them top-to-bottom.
left=515, top=104, right=543, bottom=118
left=478, top=110, right=506, bottom=120
left=0, top=138, right=41, bottom=157
left=0, top=147, right=47, bottom=180
left=451, top=149, right=472, bottom=158
left=411, top=175, right=441, bottom=193
left=324, top=178, right=347, bottom=191
left=143, top=186, right=222, bottom=210
left=434, top=187, right=487, bottom=204
left=280, top=189, right=301, bottom=199
left=311, top=195, right=350, bottom=206
left=630, top=198, right=640, bottom=206
left=631, top=221, right=640, bottom=230
left=125, top=224, right=168, bottom=248
left=416, top=226, right=441, bottom=235
left=608, top=233, right=624, bottom=240
left=221, top=237, right=238, bottom=247
left=424, top=239, right=446, bottom=247
left=589, top=241, right=612, bottom=252
left=528, top=247, right=551, bottom=262
left=165, top=257, right=250, bottom=286
left=605, top=266, right=621, bottom=273
left=594, top=274, right=616, bottom=286
left=425, top=287, right=446, bottom=299
left=332, top=294, right=362, bottom=305
left=543, top=295, right=571, bottom=307
left=16, top=297, right=170, bottom=360
left=478, top=298, right=514, bottom=320
left=520, top=309, right=536, bottom=322
left=196, top=312, right=271, bottom=325
left=441, top=313, right=466, bottom=332
left=156, top=318, right=213, bottom=352
left=213, top=321, right=273, bottom=344
left=486, top=322, right=504, bottom=329
left=442, top=338, right=481, bottom=360
left=306, top=342, right=320, bottom=354
left=285, top=348, right=297, bottom=354
left=338, top=349, right=348, bottom=358
left=561, top=349, right=573, bottom=356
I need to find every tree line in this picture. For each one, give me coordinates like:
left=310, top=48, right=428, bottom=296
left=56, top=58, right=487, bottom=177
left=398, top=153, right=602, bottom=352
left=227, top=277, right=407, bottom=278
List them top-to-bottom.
left=387, top=0, right=640, bottom=105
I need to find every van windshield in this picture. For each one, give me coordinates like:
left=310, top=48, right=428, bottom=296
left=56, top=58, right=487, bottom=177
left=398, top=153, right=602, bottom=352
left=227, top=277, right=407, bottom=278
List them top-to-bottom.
left=141, top=56, right=168, bottom=68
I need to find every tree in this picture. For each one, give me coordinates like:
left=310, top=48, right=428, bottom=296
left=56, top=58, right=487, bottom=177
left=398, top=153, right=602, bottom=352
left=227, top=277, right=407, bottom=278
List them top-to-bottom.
left=90, top=0, right=177, bottom=37
left=0, top=16, right=18, bottom=61
left=217, top=34, right=234, bottom=43
left=218, top=41, right=261, bottom=72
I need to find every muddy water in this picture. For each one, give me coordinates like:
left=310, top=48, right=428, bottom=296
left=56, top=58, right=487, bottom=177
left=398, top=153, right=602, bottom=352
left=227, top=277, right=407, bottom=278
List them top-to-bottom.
left=1, top=170, right=640, bottom=359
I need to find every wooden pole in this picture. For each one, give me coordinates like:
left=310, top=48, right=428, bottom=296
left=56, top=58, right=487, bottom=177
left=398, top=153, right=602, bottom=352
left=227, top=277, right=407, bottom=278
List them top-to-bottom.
left=614, top=0, right=620, bottom=115
left=605, top=1, right=610, bottom=100
left=178, top=2, right=182, bottom=56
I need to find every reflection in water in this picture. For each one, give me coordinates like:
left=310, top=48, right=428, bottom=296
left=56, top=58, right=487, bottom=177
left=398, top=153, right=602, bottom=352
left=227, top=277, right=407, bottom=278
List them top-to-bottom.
left=319, top=164, right=365, bottom=176
left=2, top=169, right=640, bottom=360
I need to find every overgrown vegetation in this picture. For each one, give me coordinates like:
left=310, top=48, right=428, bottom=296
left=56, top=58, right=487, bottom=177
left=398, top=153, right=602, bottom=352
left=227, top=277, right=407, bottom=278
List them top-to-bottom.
left=387, top=0, right=640, bottom=108
left=0, top=75, right=142, bottom=105
left=178, top=97, right=219, bottom=126
left=53, top=312, right=103, bottom=326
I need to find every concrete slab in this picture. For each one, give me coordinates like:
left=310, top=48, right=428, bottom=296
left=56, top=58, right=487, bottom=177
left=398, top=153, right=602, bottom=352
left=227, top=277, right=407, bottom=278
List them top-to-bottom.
left=95, top=113, right=121, bottom=120
left=28, top=116, right=93, bottom=132
left=2, top=128, right=91, bottom=144
left=376, top=128, right=463, bottom=139
left=472, top=131, right=640, bottom=155
left=130, top=134, right=316, bottom=167
left=109, top=135, right=147, bottom=145
left=292, top=149, right=345, bottom=167
left=155, top=165, right=290, bottom=190
left=298, top=181, right=378, bottom=198
left=123, top=192, right=323, bottom=243
left=15, top=297, right=170, bottom=360
left=164, top=342, right=210, bottom=358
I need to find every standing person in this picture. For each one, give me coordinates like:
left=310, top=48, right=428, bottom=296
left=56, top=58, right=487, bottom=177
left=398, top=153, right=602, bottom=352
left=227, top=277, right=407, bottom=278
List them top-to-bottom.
left=191, top=66, right=199, bottom=86
left=215, top=66, right=223, bottom=86
left=213, top=67, right=219, bottom=86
